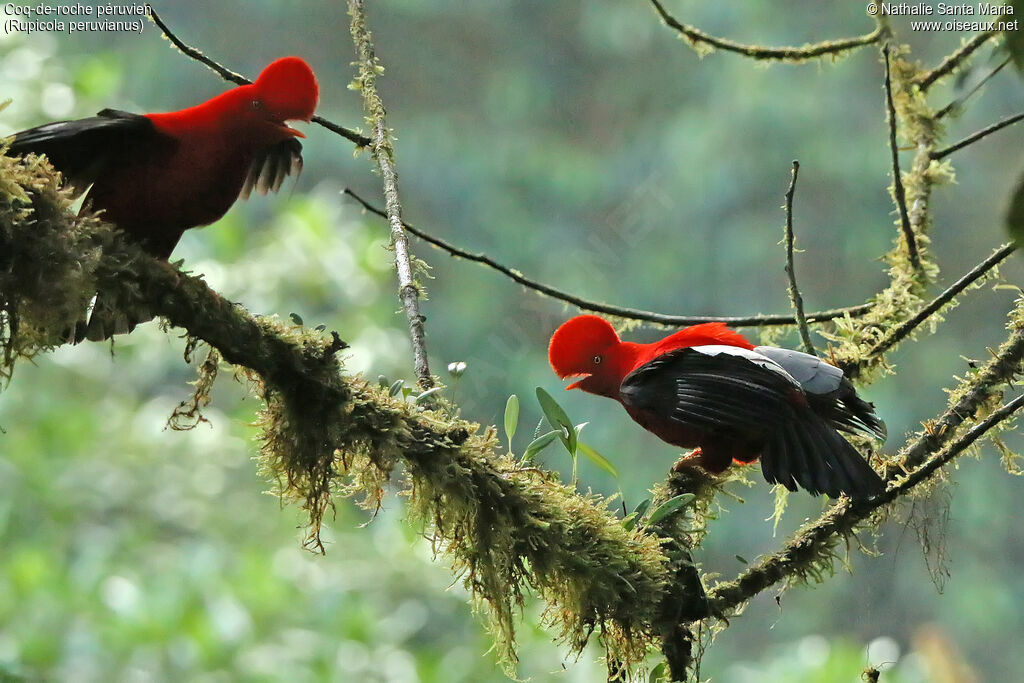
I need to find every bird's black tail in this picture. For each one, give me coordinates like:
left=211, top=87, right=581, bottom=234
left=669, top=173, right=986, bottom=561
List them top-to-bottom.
left=760, top=410, right=885, bottom=499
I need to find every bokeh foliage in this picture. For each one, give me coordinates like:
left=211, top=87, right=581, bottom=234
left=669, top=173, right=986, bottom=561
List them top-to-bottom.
left=1, top=1, right=1022, bottom=681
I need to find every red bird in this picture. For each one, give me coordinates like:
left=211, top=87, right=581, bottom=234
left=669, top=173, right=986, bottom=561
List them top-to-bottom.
left=7, top=56, right=319, bottom=341
left=548, top=315, right=886, bottom=499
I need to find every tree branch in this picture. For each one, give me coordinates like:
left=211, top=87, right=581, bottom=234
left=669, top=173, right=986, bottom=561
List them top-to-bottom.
left=347, top=0, right=433, bottom=389
left=648, top=0, right=881, bottom=61
left=148, top=8, right=372, bottom=148
left=916, top=30, right=998, bottom=91
left=884, top=45, right=922, bottom=272
left=935, top=55, right=1012, bottom=120
left=931, top=111, right=1024, bottom=160
left=782, top=161, right=816, bottom=356
left=343, top=188, right=873, bottom=328
left=859, top=243, right=1015, bottom=363
left=707, top=316, right=1024, bottom=614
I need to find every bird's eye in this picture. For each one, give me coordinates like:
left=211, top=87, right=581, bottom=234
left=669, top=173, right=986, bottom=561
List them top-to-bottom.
left=250, top=99, right=264, bottom=110
left=592, top=355, right=602, bottom=364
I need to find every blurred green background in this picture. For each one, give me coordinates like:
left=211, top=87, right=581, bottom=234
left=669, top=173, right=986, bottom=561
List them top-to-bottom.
left=1, top=1, right=1022, bottom=681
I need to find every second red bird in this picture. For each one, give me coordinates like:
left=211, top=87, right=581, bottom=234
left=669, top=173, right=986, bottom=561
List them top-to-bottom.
left=548, top=315, right=886, bottom=499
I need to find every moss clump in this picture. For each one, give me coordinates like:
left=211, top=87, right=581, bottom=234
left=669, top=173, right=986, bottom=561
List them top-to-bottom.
left=0, top=150, right=113, bottom=379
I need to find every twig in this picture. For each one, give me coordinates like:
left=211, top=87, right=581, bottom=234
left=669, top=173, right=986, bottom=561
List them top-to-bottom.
left=348, top=0, right=432, bottom=389
left=648, top=0, right=881, bottom=61
left=148, top=8, right=372, bottom=148
left=916, top=30, right=998, bottom=91
left=884, top=45, right=922, bottom=272
left=935, top=55, right=1012, bottom=120
left=931, top=112, right=1024, bottom=160
left=782, top=161, right=815, bottom=356
left=343, top=189, right=873, bottom=328
left=862, top=243, right=1015, bottom=361
left=707, top=389, right=1024, bottom=615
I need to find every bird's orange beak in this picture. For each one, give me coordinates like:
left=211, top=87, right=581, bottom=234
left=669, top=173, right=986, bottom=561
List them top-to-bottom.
left=280, top=123, right=306, bottom=138
left=562, top=373, right=590, bottom=391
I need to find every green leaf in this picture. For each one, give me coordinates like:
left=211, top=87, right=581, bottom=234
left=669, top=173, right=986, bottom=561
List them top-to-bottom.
left=1007, top=169, right=1024, bottom=246
left=289, top=312, right=304, bottom=326
left=314, top=324, right=326, bottom=332
left=377, top=375, right=390, bottom=388
left=388, top=379, right=405, bottom=396
left=413, top=386, right=444, bottom=403
left=535, top=387, right=576, bottom=455
left=504, top=394, right=519, bottom=448
left=522, top=431, right=557, bottom=460
left=577, top=441, right=618, bottom=479
left=646, top=494, right=697, bottom=527
left=632, top=498, right=652, bottom=521
left=621, top=513, right=639, bottom=531
left=735, top=555, right=748, bottom=564
left=649, top=661, right=668, bottom=683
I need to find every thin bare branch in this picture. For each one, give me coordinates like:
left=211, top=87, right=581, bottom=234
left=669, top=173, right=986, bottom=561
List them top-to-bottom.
left=348, top=0, right=432, bottom=388
left=648, top=0, right=881, bottom=61
left=148, top=8, right=372, bottom=148
left=916, top=30, right=998, bottom=91
left=884, top=45, right=922, bottom=271
left=935, top=55, right=1013, bottom=120
left=931, top=111, right=1024, bottom=160
left=782, top=161, right=816, bottom=356
left=343, top=189, right=873, bottom=329
left=862, top=243, right=1015, bottom=362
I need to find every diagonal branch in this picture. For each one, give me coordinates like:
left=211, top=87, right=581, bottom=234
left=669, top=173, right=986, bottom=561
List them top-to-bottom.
left=348, top=0, right=432, bottom=388
left=648, top=0, right=881, bottom=61
left=148, top=8, right=372, bottom=147
left=916, top=30, right=998, bottom=91
left=884, top=45, right=922, bottom=272
left=935, top=55, right=1013, bottom=120
left=931, top=111, right=1024, bottom=160
left=782, top=161, right=816, bottom=356
left=344, top=188, right=873, bottom=328
left=858, top=243, right=1015, bottom=364
left=707, top=389, right=1024, bottom=615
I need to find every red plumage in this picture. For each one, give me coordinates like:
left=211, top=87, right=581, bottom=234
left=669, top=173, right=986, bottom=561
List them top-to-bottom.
left=7, top=56, right=319, bottom=341
left=548, top=315, right=886, bottom=499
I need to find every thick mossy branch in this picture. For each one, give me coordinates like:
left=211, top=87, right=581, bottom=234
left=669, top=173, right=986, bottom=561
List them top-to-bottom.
left=0, top=151, right=113, bottom=380
left=0, top=155, right=671, bottom=675
left=706, top=298, right=1024, bottom=615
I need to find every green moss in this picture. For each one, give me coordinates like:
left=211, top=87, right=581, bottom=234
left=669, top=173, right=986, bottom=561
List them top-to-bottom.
left=0, top=149, right=113, bottom=383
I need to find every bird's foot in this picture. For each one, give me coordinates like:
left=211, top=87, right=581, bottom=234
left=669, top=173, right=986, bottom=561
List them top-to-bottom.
left=669, top=449, right=719, bottom=498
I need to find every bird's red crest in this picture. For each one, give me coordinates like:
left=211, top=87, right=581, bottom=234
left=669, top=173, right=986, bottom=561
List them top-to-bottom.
left=254, top=56, right=319, bottom=122
left=548, top=315, right=621, bottom=378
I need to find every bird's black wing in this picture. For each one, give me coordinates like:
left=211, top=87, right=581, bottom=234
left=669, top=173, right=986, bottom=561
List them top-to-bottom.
left=6, top=108, right=173, bottom=193
left=239, top=137, right=303, bottom=199
left=619, top=346, right=801, bottom=435
left=620, top=346, right=884, bottom=499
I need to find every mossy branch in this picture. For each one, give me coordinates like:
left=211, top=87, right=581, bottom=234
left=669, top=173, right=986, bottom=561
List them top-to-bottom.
left=348, top=0, right=433, bottom=389
left=648, top=0, right=881, bottom=61
left=916, top=30, right=998, bottom=91
left=0, top=155, right=673, bottom=674
left=707, top=308, right=1024, bottom=614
